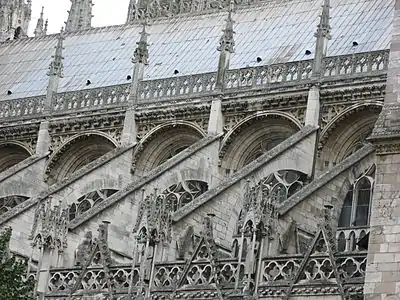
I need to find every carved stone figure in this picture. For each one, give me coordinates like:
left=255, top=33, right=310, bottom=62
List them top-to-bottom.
left=278, top=218, right=296, bottom=254
left=176, top=225, right=195, bottom=259
left=74, top=231, right=93, bottom=266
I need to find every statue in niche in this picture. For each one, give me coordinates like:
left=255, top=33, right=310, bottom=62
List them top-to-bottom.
left=278, top=218, right=296, bottom=254
left=176, top=225, right=195, bottom=260
left=74, top=231, right=93, bottom=266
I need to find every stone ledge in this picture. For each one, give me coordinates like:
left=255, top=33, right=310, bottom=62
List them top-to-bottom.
left=171, top=125, right=318, bottom=223
left=68, top=134, right=222, bottom=229
left=277, top=143, right=375, bottom=216
left=0, top=145, right=135, bottom=226
left=0, top=155, right=47, bottom=184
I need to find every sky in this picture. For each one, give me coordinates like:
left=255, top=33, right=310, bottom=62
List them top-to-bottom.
left=28, top=0, right=131, bottom=35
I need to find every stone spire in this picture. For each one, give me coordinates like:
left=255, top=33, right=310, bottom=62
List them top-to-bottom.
left=0, top=0, right=32, bottom=42
left=65, top=0, right=93, bottom=32
left=126, top=0, right=135, bottom=24
left=216, top=0, right=235, bottom=90
left=305, top=0, right=331, bottom=128
left=312, top=0, right=331, bottom=78
left=34, top=6, right=47, bottom=37
left=130, top=19, right=149, bottom=102
left=121, top=20, right=149, bottom=146
left=133, top=21, right=149, bottom=66
left=36, top=28, right=65, bottom=157
left=45, top=28, right=64, bottom=110
left=48, top=28, right=65, bottom=78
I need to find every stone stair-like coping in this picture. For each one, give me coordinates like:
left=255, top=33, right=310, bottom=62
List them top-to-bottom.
left=172, top=125, right=318, bottom=223
left=68, top=134, right=222, bottom=229
left=277, top=143, right=375, bottom=216
left=0, top=145, right=134, bottom=225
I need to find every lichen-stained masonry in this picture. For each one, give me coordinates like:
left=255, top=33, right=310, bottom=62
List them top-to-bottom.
left=0, top=0, right=398, bottom=299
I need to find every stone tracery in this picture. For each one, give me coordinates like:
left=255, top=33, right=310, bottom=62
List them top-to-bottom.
left=0, top=0, right=392, bottom=298
left=162, top=180, right=208, bottom=212
left=69, top=189, right=118, bottom=221
left=0, top=195, right=29, bottom=215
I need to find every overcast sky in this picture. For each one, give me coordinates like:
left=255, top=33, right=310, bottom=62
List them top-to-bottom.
left=28, top=0, right=131, bottom=35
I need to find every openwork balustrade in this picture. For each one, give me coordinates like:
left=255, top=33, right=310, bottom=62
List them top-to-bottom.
left=0, top=50, right=389, bottom=121
left=139, top=72, right=217, bottom=101
left=52, top=84, right=131, bottom=113
left=0, top=95, right=44, bottom=120
left=336, top=226, right=370, bottom=253
left=259, top=252, right=367, bottom=296
left=46, top=253, right=365, bottom=298
left=47, top=264, right=140, bottom=295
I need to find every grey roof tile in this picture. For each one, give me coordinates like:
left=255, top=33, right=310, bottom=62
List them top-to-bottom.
left=0, top=0, right=393, bottom=101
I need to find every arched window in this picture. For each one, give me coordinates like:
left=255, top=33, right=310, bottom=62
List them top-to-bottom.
left=338, top=174, right=374, bottom=228
left=162, top=180, right=208, bottom=212
left=69, top=189, right=118, bottom=221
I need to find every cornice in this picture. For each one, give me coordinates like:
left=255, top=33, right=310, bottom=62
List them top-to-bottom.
left=0, top=122, right=40, bottom=139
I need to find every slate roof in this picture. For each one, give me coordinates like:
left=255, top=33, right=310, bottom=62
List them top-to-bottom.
left=0, top=0, right=393, bottom=100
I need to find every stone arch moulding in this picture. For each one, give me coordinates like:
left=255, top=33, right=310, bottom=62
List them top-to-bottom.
left=318, top=101, right=382, bottom=168
left=219, top=111, right=302, bottom=172
left=133, top=120, right=206, bottom=175
left=45, top=131, right=118, bottom=185
left=0, top=141, right=33, bottom=173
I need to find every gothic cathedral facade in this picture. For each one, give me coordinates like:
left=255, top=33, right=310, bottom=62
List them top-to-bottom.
left=0, top=0, right=399, bottom=299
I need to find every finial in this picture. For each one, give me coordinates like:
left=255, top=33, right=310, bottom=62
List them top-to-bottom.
left=217, top=0, right=235, bottom=53
left=228, top=0, right=235, bottom=19
left=312, top=0, right=331, bottom=78
left=315, top=0, right=331, bottom=40
left=34, top=6, right=46, bottom=37
left=44, top=19, right=49, bottom=34
left=133, top=19, right=149, bottom=65
left=48, top=27, right=65, bottom=78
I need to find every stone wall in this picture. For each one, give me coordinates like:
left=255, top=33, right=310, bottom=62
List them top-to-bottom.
left=364, top=0, right=400, bottom=298
left=173, top=127, right=318, bottom=250
left=0, top=146, right=134, bottom=266
left=364, top=153, right=400, bottom=299
left=0, top=156, right=47, bottom=198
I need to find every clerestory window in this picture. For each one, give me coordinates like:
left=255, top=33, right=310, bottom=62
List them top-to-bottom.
left=338, top=175, right=374, bottom=228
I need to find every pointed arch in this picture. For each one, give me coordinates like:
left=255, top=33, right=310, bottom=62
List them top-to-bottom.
left=318, top=102, right=382, bottom=170
left=219, top=111, right=301, bottom=173
left=133, top=121, right=206, bottom=175
left=46, top=132, right=117, bottom=185
left=0, top=142, right=32, bottom=173
left=338, top=164, right=375, bottom=229
left=162, top=180, right=209, bottom=212
left=69, top=189, right=119, bottom=221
